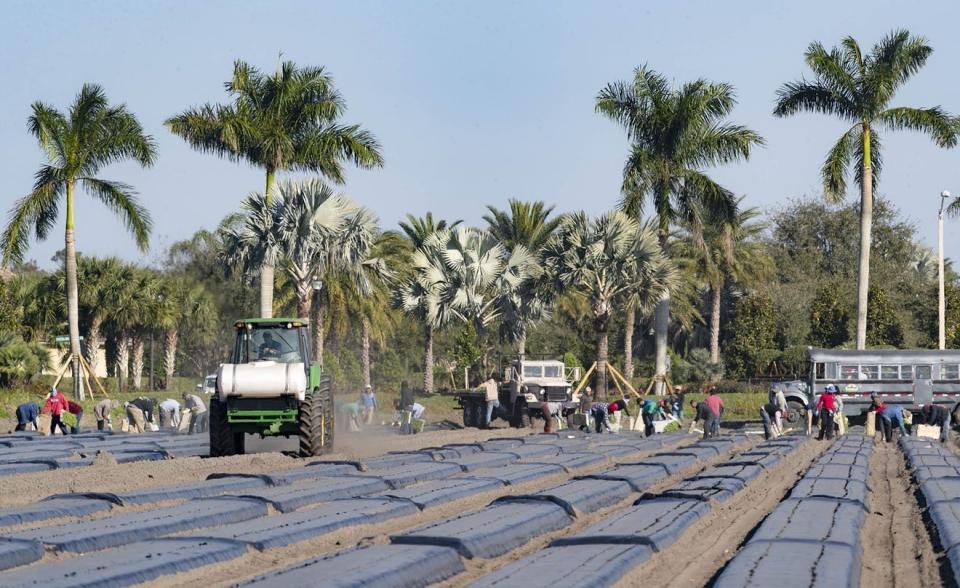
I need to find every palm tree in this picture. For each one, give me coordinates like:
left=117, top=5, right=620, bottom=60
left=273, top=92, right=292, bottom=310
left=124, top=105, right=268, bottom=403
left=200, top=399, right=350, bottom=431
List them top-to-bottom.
left=774, top=30, right=957, bottom=349
left=166, top=60, right=384, bottom=318
left=597, top=67, right=762, bottom=392
left=1, top=84, right=156, bottom=399
left=222, top=179, right=379, bottom=364
left=483, top=199, right=563, bottom=253
left=483, top=199, right=562, bottom=356
left=675, top=201, right=773, bottom=364
left=541, top=211, right=675, bottom=397
left=398, top=213, right=461, bottom=249
left=76, top=256, right=123, bottom=376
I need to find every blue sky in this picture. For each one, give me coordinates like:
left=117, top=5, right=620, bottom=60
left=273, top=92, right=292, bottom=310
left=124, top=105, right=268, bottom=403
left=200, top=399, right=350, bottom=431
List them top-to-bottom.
left=2, top=0, right=960, bottom=269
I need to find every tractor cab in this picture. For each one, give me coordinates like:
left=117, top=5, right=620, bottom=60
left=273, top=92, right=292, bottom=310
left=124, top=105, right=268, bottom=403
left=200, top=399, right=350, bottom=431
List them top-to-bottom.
left=210, top=318, right=332, bottom=458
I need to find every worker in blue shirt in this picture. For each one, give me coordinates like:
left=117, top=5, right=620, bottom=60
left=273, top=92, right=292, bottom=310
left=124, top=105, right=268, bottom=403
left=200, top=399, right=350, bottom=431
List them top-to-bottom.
left=15, top=402, right=40, bottom=431
left=879, top=404, right=907, bottom=442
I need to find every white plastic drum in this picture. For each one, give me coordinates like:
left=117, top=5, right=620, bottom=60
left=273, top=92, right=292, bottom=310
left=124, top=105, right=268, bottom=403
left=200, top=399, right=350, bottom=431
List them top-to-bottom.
left=217, top=361, right=307, bottom=402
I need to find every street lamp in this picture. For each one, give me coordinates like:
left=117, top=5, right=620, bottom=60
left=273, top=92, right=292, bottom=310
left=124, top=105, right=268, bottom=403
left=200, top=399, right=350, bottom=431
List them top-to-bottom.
left=939, top=190, right=951, bottom=350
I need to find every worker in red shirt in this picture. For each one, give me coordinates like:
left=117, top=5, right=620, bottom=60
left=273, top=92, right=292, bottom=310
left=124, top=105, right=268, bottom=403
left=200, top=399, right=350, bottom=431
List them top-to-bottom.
left=816, top=384, right=838, bottom=440
left=41, top=387, right=69, bottom=435
left=704, top=388, right=724, bottom=436
left=66, top=400, right=84, bottom=434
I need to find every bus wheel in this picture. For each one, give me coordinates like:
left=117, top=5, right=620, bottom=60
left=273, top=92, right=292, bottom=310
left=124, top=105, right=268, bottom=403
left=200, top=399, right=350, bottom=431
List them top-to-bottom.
left=785, top=401, right=805, bottom=425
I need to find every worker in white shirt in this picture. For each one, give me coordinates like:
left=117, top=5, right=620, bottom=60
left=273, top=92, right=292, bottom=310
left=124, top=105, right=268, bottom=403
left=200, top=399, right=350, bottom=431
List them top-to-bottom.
left=480, top=374, right=501, bottom=428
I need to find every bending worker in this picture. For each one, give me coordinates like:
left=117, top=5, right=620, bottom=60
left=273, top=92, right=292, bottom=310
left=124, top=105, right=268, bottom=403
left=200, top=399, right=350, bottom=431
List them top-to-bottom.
left=920, top=403, right=952, bottom=444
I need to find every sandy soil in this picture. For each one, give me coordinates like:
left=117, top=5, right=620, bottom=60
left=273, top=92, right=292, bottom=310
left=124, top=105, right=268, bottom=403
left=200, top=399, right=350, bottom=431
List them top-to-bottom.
left=0, top=426, right=531, bottom=509
left=615, top=437, right=827, bottom=588
left=859, top=438, right=942, bottom=588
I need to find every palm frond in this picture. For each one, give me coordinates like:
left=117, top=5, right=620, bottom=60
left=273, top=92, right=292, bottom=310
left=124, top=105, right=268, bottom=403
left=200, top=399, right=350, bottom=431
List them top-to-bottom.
left=80, top=178, right=152, bottom=251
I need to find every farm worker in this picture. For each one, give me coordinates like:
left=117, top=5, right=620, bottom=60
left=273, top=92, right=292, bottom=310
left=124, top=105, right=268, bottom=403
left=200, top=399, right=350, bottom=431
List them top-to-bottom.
left=257, top=332, right=282, bottom=359
left=481, top=376, right=500, bottom=428
left=816, top=385, right=838, bottom=440
left=360, top=386, right=378, bottom=425
left=671, top=386, right=685, bottom=421
left=579, top=387, right=593, bottom=414
left=769, top=387, right=788, bottom=432
left=42, top=388, right=70, bottom=436
left=704, top=388, right=724, bottom=436
left=182, top=393, right=208, bottom=434
left=833, top=395, right=846, bottom=436
left=130, top=397, right=156, bottom=424
left=159, top=398, right=181, bottom=428
left=642, top=398, right=659, bottom=437
left=94, top=399, right=119, bottom=431
left=65, top=400, right=84, bottom=434
left=690, top=400, right=717, bottom=439
left=14, top=402, right=39, bottom=431
left=124, top=402, right=146, bottom=434
left=343, top=402, right=362, bottom=431
left=410, top=402, right=426, bottom=420
left=542, top=402, right=563, bottom=433
left=589, top=402, right=614, bottom=433
left=760, top=402, right=783, bottom=439
left=879, top=404, right=907, bottom=442
left=920, top=404, right=952, bottom=443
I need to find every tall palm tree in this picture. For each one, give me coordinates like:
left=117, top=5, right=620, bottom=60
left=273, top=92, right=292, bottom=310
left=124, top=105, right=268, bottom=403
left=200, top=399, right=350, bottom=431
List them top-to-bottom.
left=774, top=30, right=957, bottom=349
left=166, top=60, right=384, bottom=318
left=597, top=67, right=762, bottom=392
left=1, top=84, right=156, bottom=399
left=222, top=179, right=378, bottom=364
left=483, top=199, right=562, bottom=356
left=483, top=199, right=563, bottom=253
left=675, top=201, right=773, bottom=364
left=541, top=211, right=675, bottom=397
left=398, top=213, right=461, bottom=250
left=76, top=256, right=123, bottom=375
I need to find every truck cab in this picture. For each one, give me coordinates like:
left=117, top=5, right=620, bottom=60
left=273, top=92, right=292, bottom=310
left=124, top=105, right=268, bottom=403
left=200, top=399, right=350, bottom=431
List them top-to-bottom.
left=510, top=359, right=582, bottom=412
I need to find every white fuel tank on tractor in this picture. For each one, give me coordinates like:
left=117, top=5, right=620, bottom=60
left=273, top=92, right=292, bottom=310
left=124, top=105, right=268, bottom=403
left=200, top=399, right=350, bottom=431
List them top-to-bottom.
left=217, top=361, right=308, bottom=402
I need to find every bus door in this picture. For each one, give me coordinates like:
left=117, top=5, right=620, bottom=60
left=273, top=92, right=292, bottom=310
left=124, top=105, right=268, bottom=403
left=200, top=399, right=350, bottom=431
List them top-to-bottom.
left=914, top=378, right=934, bottom=405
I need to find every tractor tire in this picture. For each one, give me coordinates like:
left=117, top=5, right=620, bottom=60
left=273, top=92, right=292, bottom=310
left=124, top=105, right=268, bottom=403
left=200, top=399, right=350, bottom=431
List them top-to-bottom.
left=320, top=376, right=335, bottom=452
left=299, top=381, right=333, bottom=457
left=209, top=397, right=241, bottom=457
left=462, top=400, right=477, bottom=428
left=510, top=401, right=532, bottom=429
left=785, top=401, right=805, bottom=425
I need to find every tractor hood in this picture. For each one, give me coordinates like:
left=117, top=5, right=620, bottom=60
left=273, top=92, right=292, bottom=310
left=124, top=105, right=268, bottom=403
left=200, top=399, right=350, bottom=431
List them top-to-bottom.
left=217, top=361, right=307, bottom=402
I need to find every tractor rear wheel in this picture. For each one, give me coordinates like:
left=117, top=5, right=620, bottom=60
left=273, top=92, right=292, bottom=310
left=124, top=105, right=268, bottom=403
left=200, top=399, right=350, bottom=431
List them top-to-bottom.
left=299, top=380, right=333, bottom=457
left=209, top=397, right=241, bottom=457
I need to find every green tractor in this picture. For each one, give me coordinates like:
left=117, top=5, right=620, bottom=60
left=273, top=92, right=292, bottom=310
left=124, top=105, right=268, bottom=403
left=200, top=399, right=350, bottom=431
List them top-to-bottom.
left=209, top=318, right=333, bottom=457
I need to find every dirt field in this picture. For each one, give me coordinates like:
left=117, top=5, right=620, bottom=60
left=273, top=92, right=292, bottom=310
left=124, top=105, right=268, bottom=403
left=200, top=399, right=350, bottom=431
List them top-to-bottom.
left=0, top=425, right=958, bottom=587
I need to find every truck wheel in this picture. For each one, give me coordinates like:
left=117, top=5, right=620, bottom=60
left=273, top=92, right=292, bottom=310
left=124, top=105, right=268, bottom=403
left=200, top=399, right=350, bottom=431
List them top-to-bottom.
left=299, top=383, right=333, bottom=457
left=209, top=397, right=239, bottom=457
left=462, top=400, right=476, bottom=427
left=511, top=401, right=532, bottom=429
left=785, top=401, right=805, bottom=425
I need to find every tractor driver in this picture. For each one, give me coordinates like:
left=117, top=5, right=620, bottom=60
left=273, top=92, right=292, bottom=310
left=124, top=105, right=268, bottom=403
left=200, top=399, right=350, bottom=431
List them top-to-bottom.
left=257, top=332, right=283, bottom=359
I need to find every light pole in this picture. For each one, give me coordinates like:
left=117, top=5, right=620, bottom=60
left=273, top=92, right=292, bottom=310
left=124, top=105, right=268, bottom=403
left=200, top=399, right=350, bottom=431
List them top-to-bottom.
left=939, top=190, right=950, bottom=350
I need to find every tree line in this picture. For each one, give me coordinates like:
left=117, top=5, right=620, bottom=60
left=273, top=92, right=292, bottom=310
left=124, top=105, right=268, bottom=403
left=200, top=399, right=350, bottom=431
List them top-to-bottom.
left=3, top=30, right=960, bottom=399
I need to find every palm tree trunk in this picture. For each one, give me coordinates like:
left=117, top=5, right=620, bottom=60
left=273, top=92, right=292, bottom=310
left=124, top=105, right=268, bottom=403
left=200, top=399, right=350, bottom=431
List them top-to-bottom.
left=856, top=125, right=872, bottom=350
left=260, top=168, right=277, bottom=319
left=64, top=180, right=84, bottom=400
left=654, top=231, right=670, bottom=395
left=710, top=285, right=722, bottom=364
left=297, top=290, right=312, bottom=324
left=624, top=305, right=635, bottom=380
left=85, top=314, right=103, bottom=376
left=595, top=314, right=609, bottom=400
left=362, top=320, right=371, bottom=388
left=424, top=325, right=434, bottom=394
left=163, top=328, right=177, bottom=390
left=517, top=331, right=527, bottom=358
left=116, top=334, right=130, bottom=392
left=131, top=334, right=145, bottom=390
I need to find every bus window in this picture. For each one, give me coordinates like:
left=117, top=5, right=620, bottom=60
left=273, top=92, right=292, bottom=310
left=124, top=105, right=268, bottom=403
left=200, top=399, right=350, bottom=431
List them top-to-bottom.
left=815, top=363, right=825, bottom=379
left=942, top=364, right=960, bottom=380
left=840, top=365, right=858, bottom=380
left=860, top=365, right=879, bottom=380
left=881, top=365, right=899, bottom=380
left=900, top=365, right=913, bottom=380
left=916, top=365, right=932, bottom=380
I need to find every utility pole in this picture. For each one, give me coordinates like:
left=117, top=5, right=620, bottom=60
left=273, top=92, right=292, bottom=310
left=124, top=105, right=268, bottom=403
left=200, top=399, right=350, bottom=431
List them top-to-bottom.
left=939, top=190, right=950, bottom=350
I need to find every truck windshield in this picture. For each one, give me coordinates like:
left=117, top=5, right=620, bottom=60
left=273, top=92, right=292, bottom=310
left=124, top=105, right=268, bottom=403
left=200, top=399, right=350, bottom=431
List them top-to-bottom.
left=235, top=326, right=304, bottom=364
left=543, top=365, right=562, bottom=378
left=523, top=366, right=543, bottom=378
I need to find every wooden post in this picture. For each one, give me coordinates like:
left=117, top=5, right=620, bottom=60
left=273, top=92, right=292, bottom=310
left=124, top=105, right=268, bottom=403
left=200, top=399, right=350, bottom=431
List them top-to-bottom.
left=573, top=362, right=597, bottom=395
